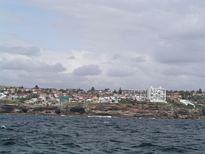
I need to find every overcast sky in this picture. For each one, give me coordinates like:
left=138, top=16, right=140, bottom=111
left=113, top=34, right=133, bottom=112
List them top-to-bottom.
left=1, top=0, right=205, bottom=90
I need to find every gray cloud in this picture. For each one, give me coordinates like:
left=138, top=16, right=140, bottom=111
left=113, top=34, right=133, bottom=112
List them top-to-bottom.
left=154, top=40, right=205, bottom=64
left=0, top=45, right=41, bottom=57
left=155, top=52, right=205, bottom=64
left=112, top=54, right=121, bottom=60
left=67, top=56, right=76, bottom=60
left=131, top=56, right=146, bottom=63
left=0, top=59, right=66, bottom=73
left=73, top=64, right=102, bottom=76
left=162, top=67, right=193, bottom=77
left=107, top=68, right=134, bottom=77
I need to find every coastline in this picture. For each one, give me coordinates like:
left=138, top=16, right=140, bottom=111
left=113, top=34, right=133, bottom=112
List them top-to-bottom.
left=0, top=102, right=205, bottom=119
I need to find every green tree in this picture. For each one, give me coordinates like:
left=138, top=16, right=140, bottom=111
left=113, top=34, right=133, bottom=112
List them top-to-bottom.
left=34, top=85, right=39, bottom=89
left=91, top=86, right=95, bottom=91
left=118, top=88, right=122, bottom=94
left=198, top=88, right=202, bottom=94
left=181, top=91, right=191, bottom=99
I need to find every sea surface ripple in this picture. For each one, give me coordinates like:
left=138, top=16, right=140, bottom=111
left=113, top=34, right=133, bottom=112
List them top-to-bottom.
left=0, top=114, right=205, bottom=154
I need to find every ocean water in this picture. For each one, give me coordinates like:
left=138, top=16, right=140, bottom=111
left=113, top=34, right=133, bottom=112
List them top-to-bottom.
left=0, top=114, right=204, bottom=154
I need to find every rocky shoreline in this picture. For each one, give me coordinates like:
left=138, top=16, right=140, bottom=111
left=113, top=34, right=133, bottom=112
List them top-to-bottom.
left=0, top=102, right=205, bottom=119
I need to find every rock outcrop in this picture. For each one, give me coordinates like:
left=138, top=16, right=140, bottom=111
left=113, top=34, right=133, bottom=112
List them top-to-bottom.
left=0, top=102, right=204, bottom=119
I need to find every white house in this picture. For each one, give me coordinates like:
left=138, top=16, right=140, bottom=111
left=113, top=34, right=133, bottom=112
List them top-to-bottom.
left=147, top=86, right=166, bottom=103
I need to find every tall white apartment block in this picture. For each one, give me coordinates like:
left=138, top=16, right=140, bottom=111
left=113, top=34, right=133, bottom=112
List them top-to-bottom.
left=147, top=86, right=166, bottom=103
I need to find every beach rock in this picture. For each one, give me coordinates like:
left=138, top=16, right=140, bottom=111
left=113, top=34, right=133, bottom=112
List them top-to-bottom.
left=0, top=105, right=15, bottom=113
left=70, top=106, right=85, bottom=114
left=55, top=108, right=61, bottom=114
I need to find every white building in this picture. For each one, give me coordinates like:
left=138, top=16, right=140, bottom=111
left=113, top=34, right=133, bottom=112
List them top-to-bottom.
left=147, top=86, right=166, bottom=103
left=0, top=93, right=6, bottom=99
left=180, top=99, right=195, bottom=107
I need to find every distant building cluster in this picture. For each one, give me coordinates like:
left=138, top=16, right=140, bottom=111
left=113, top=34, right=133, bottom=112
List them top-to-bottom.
left=0, top=85, right=204, bottom=106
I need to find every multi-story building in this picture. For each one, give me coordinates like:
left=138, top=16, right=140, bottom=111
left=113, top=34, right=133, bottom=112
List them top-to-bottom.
left=147, top=86, right=166, bottom=103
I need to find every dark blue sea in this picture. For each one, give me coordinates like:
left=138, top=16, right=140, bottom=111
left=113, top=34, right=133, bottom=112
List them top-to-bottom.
left=0, top=114, right=204, bottom=154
